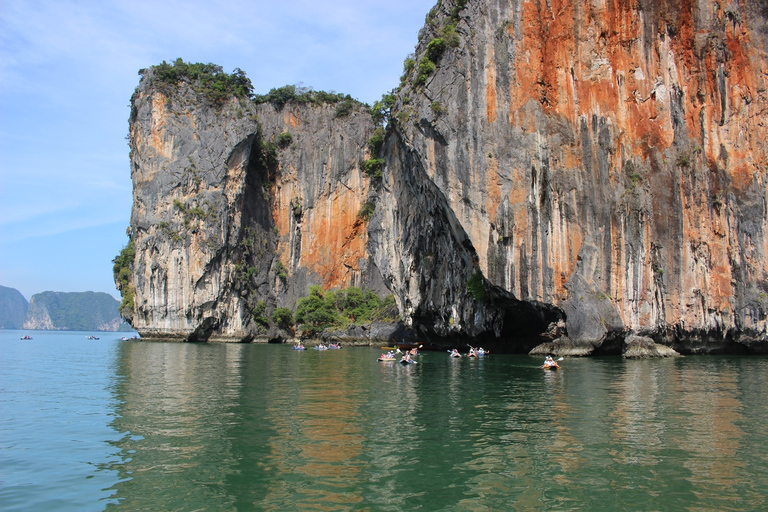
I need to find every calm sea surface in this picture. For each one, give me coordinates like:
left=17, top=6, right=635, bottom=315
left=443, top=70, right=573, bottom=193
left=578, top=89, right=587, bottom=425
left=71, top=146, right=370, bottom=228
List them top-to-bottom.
left=1, top=330, right=767, bottom=511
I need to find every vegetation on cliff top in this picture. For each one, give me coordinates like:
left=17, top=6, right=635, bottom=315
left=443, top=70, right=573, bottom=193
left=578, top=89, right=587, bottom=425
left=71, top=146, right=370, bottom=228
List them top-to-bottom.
left=140, top=59, right=253, bottom=105
left=138, top=60, right=366, bottom=116
left=252, top=84, right=363, bottom=116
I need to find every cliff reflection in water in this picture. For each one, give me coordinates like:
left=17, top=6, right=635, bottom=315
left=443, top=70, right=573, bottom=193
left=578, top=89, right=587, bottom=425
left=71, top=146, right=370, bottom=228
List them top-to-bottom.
left=107, top=341, right=249, bottom=510
left=107, top=342, right=394, bottom=510
left=105, top=344, right=768, bottom=511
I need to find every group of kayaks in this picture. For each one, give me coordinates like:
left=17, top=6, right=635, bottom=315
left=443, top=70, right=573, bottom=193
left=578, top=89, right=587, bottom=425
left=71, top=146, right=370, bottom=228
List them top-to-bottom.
left=292, top=341, right=561, bottom=370
left=292, top=342, right=342, bottom=351
left=377, top=345, right=491, bottom=364
left=448, top=347, right=489, bottom=358
left=378, top=348, right=418, bottom=364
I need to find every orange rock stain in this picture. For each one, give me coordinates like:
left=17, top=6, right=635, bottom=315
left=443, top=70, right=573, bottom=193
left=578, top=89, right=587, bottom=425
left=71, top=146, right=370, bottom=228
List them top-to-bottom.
left=273, top=173, right=369, bottom=291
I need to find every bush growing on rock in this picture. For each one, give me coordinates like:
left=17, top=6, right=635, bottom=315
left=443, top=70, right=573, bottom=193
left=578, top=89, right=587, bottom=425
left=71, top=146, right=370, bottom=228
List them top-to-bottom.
left=277, top=131, right=293, bottom=148
left=294, top=285, right=400, bottom=335
left=272, top=307, right=294, bottom=329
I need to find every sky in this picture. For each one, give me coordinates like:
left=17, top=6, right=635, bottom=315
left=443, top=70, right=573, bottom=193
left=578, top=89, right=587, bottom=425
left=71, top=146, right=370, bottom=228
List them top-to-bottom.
left=0, top=0, right=437, bottom=301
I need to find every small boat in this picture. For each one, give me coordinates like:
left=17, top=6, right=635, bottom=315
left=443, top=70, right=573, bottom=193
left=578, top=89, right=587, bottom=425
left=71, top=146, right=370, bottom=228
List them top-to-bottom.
left=20, top=335, right=32, bottom=340
left=86, top=335, right=100, bottom=340
left=313, top=344, right=328, bottom=350
left=292, top=345, right=306, bottom=350
left=449, top=349, right=462, bottom=358
left=378, top=356, right=397, bottom=362
left=542, top=356, right=562, bottom=370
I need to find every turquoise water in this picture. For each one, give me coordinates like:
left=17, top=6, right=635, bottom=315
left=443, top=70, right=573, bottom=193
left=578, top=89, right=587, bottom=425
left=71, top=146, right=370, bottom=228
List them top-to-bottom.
left=1, top=331, right=767, bottom=511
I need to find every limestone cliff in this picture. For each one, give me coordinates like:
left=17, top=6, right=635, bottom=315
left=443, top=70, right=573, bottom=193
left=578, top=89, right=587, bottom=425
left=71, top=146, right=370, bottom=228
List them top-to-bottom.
left=121, top=0, right=768, bottom=353
left=384, top=0, right=768, bottom=353
left=126, top=71, right=383, bottom=341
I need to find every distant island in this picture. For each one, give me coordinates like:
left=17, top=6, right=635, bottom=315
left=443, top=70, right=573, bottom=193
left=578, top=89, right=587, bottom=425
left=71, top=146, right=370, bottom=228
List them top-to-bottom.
left=0, top=285, right=29, bottom=329
left=0, top=286, right=133, bottom=331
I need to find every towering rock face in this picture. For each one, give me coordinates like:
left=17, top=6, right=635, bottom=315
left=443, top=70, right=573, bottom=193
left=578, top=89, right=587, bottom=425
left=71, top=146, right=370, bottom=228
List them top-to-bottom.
left=123, top=0, right=768, bottom=353
left=382, top=0, right=768, bottom=353
left=127, top=75, right=382, bottom=340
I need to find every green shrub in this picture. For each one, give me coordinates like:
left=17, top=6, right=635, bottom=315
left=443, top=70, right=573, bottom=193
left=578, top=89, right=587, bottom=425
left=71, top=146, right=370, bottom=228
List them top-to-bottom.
left=442, top=24, right=461, bottom=47
left=427, top=38, right=446, bottom=62
left=400, top=57, right=416, bottom=86
left=415, top=57, right=436, bottom=86
left=253, top=85, right=297, bottom=108
left=370, top=91, right=397, bottom=126
left=335, top=98, right=355, bottom=117
left=430, top=101, right=447, bottom=115
left=367, top=128, right=385, bottom=158
left=277, top=131, right=293, bottom=148
left=257, top=140, right=278, bottom=174
left=362, top=158, right=384, bottom=179
left=358, top=201, right=376, bottom=221
left=112, top=240, right=136, bottom=317
left=274, top=260, right=288, bottom=281
left=466, top=271, right=487, bottom=303
left=294, top=286, right=398, bottom=334
left=295, top=286, right=341, bottom=334
left=251, top=301, right=269, bottom=327
left=272, top=307, right=294, bottom=329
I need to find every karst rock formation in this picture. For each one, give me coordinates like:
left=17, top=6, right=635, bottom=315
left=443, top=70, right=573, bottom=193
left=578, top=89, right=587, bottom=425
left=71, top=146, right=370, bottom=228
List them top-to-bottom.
left=119, top=0, right=768, bottom=354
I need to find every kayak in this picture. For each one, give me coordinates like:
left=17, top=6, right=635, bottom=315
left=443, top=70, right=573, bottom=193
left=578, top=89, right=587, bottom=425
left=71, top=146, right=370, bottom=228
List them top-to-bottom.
left=378, top=357, right=397, bottom=362
left=542, top=364, right=560, bottom=370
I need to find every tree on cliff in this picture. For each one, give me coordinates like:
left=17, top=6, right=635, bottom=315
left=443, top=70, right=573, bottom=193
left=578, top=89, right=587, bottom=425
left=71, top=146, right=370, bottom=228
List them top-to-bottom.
left=112, top=240, right=135, bottom=320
